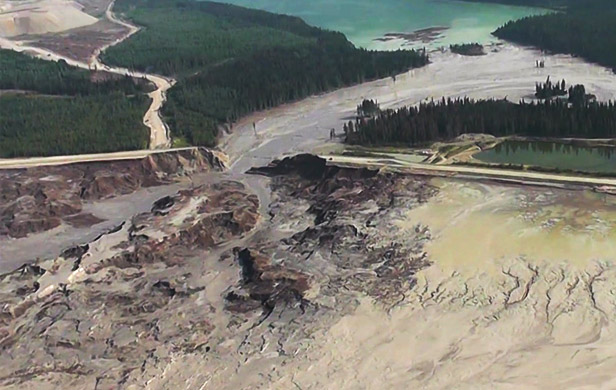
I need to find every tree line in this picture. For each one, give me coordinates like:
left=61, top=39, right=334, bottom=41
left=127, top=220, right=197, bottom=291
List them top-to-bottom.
left=106, top=0, right=429, bottom=146
left=463, top=0, right=597, bottom=9
left=492, top=0, right=616, bottom=71
left=450, top=43, right=485, bottom=56
left=0, top=49, right=151, bottom=157
left=0, top=49, right=149, bottom=96
left=535, top=76, right=566, bottom=99
left=535, top=77, right=596, bottom=106
left=0, top=94, right=150, bottom=158
left=344, top=97, right=616, bottom=146
left=357, top=99, right=381, bottom=118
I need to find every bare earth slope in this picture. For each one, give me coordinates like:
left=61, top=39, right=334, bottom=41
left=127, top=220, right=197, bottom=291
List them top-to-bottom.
left=0, top=0, right=98, bottom=37
left=0, top=148, right=224, bottom=272
left=3, top=154, right=616, bottom=389
left=0, top=155, right=437, bottom=388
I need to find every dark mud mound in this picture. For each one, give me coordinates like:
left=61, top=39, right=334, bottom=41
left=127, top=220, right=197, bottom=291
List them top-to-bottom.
left=0, top=148, right=224, bottom=238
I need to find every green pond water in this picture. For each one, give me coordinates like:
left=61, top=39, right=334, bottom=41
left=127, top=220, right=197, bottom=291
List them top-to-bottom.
left=220, top=0, right=544, bottom=50
left=475, top=140, right=616, bottom=174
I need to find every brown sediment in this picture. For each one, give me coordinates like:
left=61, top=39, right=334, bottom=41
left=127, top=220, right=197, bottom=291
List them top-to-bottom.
left=26, top=19, right=129, bottom=63
left=374, top=26, right=449, bottom=45
left=3, top=40, right=616, bottom=389
left=0, top=148, right=224, bottom=238
left=3, top=154, right=616, bottom=388
left=0, top=155, right=437, bottom=388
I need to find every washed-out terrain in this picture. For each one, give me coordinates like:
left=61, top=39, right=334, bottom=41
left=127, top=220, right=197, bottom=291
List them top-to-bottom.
left=2, top=6, right=616, bottom=384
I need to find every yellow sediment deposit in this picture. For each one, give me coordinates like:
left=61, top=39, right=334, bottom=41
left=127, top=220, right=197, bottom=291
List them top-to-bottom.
left=398, top=178, right=616, bottom=274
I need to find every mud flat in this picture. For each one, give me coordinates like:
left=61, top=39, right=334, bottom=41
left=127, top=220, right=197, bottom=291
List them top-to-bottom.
left=374, top=27, right=449, bottom=45
left=210, top=41, right=616, bottom=386
left=3, top=42, right=616, bottom=389
left=223, top=43, right=616, bottom=175
left=0, top=148, right=224, bottom=273
left=0, top=155, right=436, bottom=388
left=3, top=155, right=616, bottom=389
left=269, top=177, right=616, bottom=389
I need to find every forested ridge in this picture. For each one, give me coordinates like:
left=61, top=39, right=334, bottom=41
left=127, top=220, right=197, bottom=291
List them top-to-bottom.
left=102, top=0, right=317, bottom=76
left=104, top=0, right=429, bottom=146
left=462, top=0, right=569, bottom=8
left=467, top=0, right=609, bottom=8
left=484, top=0, right=616, bottom=71
left=0, top=49, right=150, bottom=157
left=0, top=49, right=149, bottom=96
left=0, top=94, right=150, bottom=158
left=344, top=98, right=616, bottom=146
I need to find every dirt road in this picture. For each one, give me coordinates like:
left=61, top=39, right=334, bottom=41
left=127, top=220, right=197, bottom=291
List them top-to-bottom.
left=0, top=0, right=173, bottom=149
left=4, top=41, right=616, bottom=389
left=2, top=42, right=616, bottom=171
left=0, top=147, right=197, bottom=169
left=325, top=154, right=616, bottom=189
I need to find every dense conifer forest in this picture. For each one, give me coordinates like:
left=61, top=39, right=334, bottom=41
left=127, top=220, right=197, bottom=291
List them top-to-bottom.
left=104, top=0, right=429, bottom=146
left=464, top=0, right=582, bottom=8
left=489, top=0, right=616, bottom=71
left=0, top=49, right=148, bottom=95
left=0, top=50, right=150, bottom=157
left=0, top=94, right=150, bottom=158
left=344, top=98, right=616, bottom=146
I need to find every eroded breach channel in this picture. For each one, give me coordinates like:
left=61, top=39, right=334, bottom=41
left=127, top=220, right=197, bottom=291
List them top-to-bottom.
left=4, top=37, right=616, bottom=389
left=0, top=148, right=224, bottom=271
left=2, top=152, right=616, bottom=389
left=0, top=154, right=438, bottom=388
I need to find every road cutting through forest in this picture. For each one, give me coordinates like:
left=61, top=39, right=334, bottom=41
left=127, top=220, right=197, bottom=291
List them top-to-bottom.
left=0, top=0, right=173, bottom=149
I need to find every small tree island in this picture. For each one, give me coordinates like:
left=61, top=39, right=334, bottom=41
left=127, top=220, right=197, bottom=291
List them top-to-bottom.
left=450, top=43, right=485, bottom=56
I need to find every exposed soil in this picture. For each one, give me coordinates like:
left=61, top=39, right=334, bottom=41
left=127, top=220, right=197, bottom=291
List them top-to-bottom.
left=0, top=0, right=98, bottom=38
left=77, top=0, right=114, bottom=17
left=26, top=19, right=129, bottom=63
left=374, top=27, right=449, bottom=45
left=3, top=40, right=616, bottom=389
left=0, top=148, right=223, bottom=239
left=0, top=155, right=437, bottom=389
left=0, top=179, right=260, bottom=389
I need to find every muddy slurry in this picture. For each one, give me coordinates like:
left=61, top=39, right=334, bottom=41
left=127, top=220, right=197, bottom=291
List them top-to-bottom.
left=5, top=40, right=616, bottom=388
left=0, top=148, right=224, bottom=272
left=2, top=154, right=616, bottom=388
left=0, top=155, right=439, bottom=388
left=280, top=178, right=616, bottom=390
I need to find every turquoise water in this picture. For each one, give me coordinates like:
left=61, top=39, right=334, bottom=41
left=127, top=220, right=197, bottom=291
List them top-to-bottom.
left=221, top=0, right=544, bottom=50
left=475, top=141, right=616, bottom=174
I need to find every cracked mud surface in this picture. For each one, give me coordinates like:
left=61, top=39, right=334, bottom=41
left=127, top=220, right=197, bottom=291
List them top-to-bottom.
left=3, top=40, right=616, bottom=388
left=0, top=148, right=224, bottom=270
left=3, top=154, right=616, bottom=389
left=0, top=155, right=438, bottom=389
left=286, top=178, right=616, bottom=390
